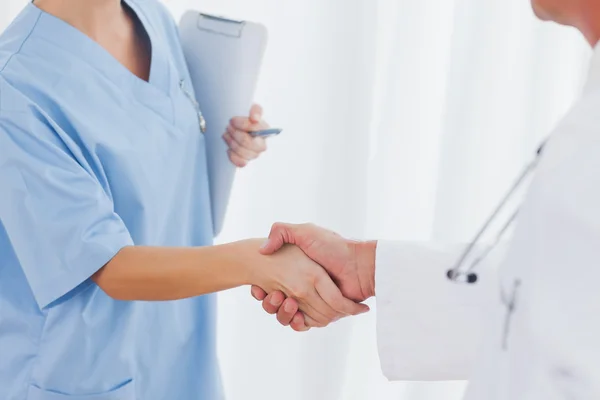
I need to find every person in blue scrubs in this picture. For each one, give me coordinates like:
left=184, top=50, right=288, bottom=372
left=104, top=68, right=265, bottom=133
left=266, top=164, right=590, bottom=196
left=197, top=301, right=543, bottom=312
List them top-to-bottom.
left=0, top=1, right=368, bottom=399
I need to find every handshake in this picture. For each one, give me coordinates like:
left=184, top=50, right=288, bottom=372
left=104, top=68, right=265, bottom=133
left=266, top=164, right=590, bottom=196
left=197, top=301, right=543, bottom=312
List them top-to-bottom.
left=248, top=223, right=377, bottom=332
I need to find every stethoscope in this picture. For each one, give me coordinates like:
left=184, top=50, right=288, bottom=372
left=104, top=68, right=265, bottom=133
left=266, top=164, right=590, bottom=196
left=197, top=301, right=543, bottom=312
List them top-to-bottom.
left=179, top=79, right=207, bottom=134
left=446, top=140, right=547, bottom=284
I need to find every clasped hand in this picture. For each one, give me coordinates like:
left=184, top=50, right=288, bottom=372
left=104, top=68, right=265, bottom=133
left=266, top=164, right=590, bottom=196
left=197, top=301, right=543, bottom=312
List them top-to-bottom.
left=251, top=224, right=376, bottom=332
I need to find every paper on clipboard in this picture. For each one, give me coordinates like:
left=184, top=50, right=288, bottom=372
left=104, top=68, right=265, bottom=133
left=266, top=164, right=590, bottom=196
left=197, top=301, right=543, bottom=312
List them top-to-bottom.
left=179, top=11, right=268, bottom=236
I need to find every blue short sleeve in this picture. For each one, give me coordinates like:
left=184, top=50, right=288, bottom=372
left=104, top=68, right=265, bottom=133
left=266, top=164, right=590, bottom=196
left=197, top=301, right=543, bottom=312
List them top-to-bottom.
left=0, top=114, right=133, bottom=309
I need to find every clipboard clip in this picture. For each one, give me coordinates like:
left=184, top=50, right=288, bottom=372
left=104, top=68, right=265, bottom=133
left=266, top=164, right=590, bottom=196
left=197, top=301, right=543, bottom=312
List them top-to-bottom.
left=197, top=13, right=246, bottom=38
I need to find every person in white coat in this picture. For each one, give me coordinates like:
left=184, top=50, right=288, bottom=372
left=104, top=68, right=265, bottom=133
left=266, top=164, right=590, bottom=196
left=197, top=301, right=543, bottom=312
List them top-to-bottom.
left=251, top=0, right=600, bottom=398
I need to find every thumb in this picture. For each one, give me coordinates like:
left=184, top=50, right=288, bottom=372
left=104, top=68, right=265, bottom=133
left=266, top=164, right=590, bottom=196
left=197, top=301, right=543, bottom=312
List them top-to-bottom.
left=249, top=103, right=263, bottom=124
left=259, top=223, right=296, bottom=255
left=315, top=275, right=370, bottom=316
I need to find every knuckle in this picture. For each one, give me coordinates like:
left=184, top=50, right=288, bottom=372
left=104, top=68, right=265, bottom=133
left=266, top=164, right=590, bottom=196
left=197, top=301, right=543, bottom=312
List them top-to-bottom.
left=271, top=222, right=286, bottom=233
left=302, top=223, right=316, bottom=231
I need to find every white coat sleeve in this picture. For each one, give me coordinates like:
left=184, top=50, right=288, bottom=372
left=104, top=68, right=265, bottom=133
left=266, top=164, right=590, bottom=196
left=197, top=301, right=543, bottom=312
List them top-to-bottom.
left=375, top=241, right=502, bottom=381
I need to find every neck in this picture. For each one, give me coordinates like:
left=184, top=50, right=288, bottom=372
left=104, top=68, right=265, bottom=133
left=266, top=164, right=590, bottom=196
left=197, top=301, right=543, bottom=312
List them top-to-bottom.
left=34, top=0, right=127, bottom=38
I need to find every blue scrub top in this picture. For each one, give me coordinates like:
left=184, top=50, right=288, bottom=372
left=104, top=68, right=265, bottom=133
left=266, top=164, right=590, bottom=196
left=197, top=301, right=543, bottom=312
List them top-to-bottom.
left=0, top=1, right=222, bottom=399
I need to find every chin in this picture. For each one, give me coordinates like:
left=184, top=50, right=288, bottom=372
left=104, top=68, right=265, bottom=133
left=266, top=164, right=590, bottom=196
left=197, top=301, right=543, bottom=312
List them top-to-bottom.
left=531, top=0, right=573, bottom=24
left=531, top=2, right=551, bottom=21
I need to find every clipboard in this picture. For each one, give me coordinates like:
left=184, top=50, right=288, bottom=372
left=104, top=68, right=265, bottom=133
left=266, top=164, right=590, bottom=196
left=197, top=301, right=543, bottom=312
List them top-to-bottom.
left=179, top=11, right=268, bottom=236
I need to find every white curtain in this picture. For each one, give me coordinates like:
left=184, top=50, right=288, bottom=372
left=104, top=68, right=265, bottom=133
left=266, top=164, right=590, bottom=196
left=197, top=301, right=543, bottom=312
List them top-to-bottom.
left=1, top=1, right=590, bottom=399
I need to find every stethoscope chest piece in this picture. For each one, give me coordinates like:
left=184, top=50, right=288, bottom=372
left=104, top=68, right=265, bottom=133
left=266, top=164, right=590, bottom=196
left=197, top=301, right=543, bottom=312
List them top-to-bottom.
left=447, top=269, right=478, bottom=284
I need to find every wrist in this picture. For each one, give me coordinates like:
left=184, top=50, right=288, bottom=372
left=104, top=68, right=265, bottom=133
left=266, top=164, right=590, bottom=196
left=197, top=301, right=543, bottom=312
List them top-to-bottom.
left=223, top=239, right=268, bottom=286
left=354, top=240, right=377, bottom=298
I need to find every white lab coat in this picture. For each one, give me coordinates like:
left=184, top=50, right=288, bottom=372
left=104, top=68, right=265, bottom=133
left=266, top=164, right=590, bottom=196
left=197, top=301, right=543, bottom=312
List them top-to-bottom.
left=375, top=44, right=600, bottom=400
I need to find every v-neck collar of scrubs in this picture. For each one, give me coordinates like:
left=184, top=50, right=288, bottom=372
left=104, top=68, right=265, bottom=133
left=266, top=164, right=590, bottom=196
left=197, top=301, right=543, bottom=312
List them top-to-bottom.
left=28, top=0, right=172, bottom=99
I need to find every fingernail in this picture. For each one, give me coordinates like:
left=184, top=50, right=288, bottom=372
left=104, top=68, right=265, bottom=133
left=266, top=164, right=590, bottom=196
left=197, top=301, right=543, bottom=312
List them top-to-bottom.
left=252, top=113, right=261, bottom=121
left=260, top=240, right=269, bottom=249
left=271, top=296, right=282, bottom=307
left=284, top=302, right=294, bottom=313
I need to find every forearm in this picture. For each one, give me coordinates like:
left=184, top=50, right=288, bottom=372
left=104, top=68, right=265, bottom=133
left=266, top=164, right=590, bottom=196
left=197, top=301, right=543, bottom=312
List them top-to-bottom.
left=93, top=239, right=264, bottom=301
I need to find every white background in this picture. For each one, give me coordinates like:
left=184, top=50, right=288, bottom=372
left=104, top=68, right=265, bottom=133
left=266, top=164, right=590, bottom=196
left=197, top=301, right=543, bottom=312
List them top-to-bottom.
left=0, top=1, right=591, bottom=399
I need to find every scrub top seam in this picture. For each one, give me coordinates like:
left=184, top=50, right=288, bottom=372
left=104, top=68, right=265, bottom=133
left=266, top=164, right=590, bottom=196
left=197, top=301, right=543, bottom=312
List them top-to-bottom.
left=0, top=12, right=42, bottom=74
left=19, top=34, right=176, bottom=127
left=29, top=35, right=129, bottom=91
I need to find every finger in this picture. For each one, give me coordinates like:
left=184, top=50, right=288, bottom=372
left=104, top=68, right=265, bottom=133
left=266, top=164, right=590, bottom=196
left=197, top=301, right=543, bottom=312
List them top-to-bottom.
left=249, top=103, right=263, bottom=123
left=230, top=116, right=268, bottom=133
left=229, top=125, right=267, bottom=154
left=223, top=130, right=260, bottom=160
left=227, top=149, right=248, bottom=168
left=259, top=223, right=297, bottom=255
left=315, top=275, right=370, bottom=316
left=251, top=285, right=267, bottom=301
left=299, top=287, right=339, bottom=327
left=262, top=291, right=285, bottom=315
left=277, top=297, right=299, bottom=326
left=290, top=312, right=310, bottom=332
left=302, top=314, right=320, bottom=329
